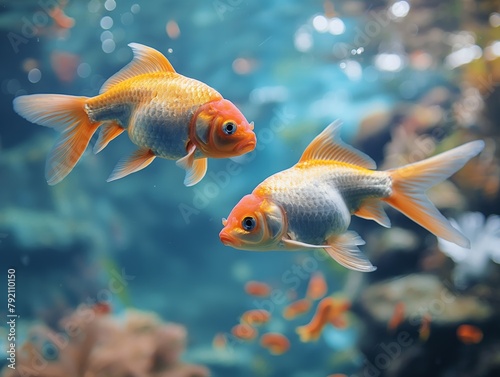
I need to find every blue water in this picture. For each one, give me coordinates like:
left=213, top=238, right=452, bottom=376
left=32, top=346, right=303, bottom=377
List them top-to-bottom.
left=1, top=1, right=499, bottom=377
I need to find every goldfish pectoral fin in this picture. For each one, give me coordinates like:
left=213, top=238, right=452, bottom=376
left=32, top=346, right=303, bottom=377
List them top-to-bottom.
left=100, top=43, right=175, bottom=94
left=13, top=94, right=98, bottom=185
left=298, top=120, right=376, bottom=169
left=93, top=121, right=125, bottom=154
left=385, top=140, right=484, bottom=248
left=175, top=144, right=196, bottom=170
left=107, top=148, right=156, bottom=182
left=182, top=158, right=207, bottom=187
left=354, top=199, right=391, bottom=228
left=324, top=231, right=376, bottom=272
left=281, top=238, right=328, bottom=250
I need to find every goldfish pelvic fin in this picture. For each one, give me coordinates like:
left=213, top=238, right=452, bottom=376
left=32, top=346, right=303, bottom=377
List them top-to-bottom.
left=100, top=43, right=175, bottom=94
left=13, top=94, right=98, bottom=185
left=299, top=120, right=376, bottom=169
left=93, top=121, right=125, bottom=154
left=385, top=140, right=485, bottom=248
left=176, top=145, right=207, bottom=186
left=107, top=148, right=156, bottom=182
left=183, top=158, right=207, bottom=187
left=354, top=199, right=391, bottom=228
left=324, top=231, right=377, bottom=272
left=281, top=238, right=328, bottom=250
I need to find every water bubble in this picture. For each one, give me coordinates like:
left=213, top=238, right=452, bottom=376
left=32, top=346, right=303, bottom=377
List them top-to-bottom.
left=88, top=0, right=101, bottom=13
left=104, top=0, right=116, bottom=11
left=390, top=1, right=410, bottom=19
left=131, top=4, right=140, bottom=14
left=121, top=12, right=134, bottom=26
left=312, top=15, right=328, bottom=33
left=100, top=16, right=113, bottom=30
left=328, top=18, right=345, bottom=35
left=294, top=28, right=313, bottom=52
left=100, top=30, right=113, bottom=42
left=102, top=39, right=116, bottom=53
left=167, top=48, right=173, bottom=53
left=77, top=63, right=91, bottom=78
left=27, top=68, right=41, bottom=83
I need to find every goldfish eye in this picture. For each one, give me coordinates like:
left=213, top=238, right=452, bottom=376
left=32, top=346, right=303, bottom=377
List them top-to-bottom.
left=223, top=121, right=237, bottom=135
left=242, top=216, right=256, bottom=231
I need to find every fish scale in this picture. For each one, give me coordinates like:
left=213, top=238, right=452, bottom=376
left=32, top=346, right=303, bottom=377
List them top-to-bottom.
left=86, top=73, right=222, bottom=159
left=258, top=161, right=391, bottom=244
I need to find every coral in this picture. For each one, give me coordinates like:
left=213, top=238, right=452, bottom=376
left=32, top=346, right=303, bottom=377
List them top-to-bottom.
left=438, top=212, right=500, bottom=288
left=2, top=307, right=209, bottom=377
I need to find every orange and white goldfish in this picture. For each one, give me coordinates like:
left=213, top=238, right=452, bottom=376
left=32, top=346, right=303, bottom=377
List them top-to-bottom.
left=13, top=43, right=256, bottom=186
left=219, top=121, right=484, bottom=271
left=306, top=271, right=328, bottom=300
left=244, top=281, right=272, bottom=297
left=296, top=296, right=337, bottom=342
left=283, top=298, right=312, bottom=320
left=241, top=309, right=271, bottom=326
left=231, top=323, right=258, bottom=341
left=456, top=324, right=483, bottom=344
left=259, top=333, right=290, bottom=355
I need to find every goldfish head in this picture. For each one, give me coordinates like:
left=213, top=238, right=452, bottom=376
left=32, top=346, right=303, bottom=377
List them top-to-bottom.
left=191, top=99, right=256, bottom=158
left=219, top=194, right=287, bottom=250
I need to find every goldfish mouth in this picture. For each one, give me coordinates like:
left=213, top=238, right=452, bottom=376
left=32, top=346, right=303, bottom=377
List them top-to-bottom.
left=234, top=138, right=256, bottom=154
left=219, top=230, right=241, bottom=247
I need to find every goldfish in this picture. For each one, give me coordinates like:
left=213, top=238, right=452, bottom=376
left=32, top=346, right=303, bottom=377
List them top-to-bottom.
left=13, top=43, right=256, bottom=186
left=219, top=121, right=484, bottom=271
left=306, top=271, right=327, bottom=300
left=244, top=281, right=272, bottom=297
left=296, top=297, right=338, bottom=342
left=283, top=298, right=312, bottom=320
left=387, top=302, right=405, bottom=332
left=241, top=309, right=271, bottom=326
left=418, top=313, right=432, bottom=342
left=231, top=323, right=258, bottom=341
left=456, top=324, right=483, bottom=344
left=212, top=333, right=227, bottom=350
left=259, top=333, right=290, bottom=355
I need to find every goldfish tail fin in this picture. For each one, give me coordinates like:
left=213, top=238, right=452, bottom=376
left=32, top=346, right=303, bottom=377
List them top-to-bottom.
left=13, top=94, right=99, bottom=185
left=384, top=141, right=485, bottom=248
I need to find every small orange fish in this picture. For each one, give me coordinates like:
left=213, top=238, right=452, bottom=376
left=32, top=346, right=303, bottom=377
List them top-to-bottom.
left=49, top=6, right=75, bottom=30
left=13, top=43, right=256, bottom=186
left=219, top=121, right=483, bottom=271
left=306, top=272, right=327, bottom=300
left=244, top=281, right=271, bottom=297
left=296, top=297, right=336, bottom=342
left=283, top=299, right=311, bottom=320
left=93, top=302, right=112, bottom=315
left=387, top=302, right=405, bottom=332
left=241, top=309, right=271, bottom=326
left=419, top=313, right=431, bottom=342
left=231, top=323, right=258, bottom=341
left=456, top=324, right=483, bottom=344
left=212, top=332, right=227, bottom=350
left=259, top=333, right=290, bottom=355
left=327, top=374, right=348, bottom=377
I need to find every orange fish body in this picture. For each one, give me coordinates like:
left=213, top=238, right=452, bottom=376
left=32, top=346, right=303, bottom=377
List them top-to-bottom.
left=13, top=43, right=256, bottom=186
left=220, top=121, right=484, bottom=271
left=306, top=272, right=328, bottom=300
left=244, top=281, right=271, bottom=297
left=296, top=297, right=336, bottom=342
left=283, top=298, right=312, bottom=320
left=241, top=309, right=271, bottom=326
left=456, top=324, right=483, bottom=344
left=259, top=333, right=290, bottom=355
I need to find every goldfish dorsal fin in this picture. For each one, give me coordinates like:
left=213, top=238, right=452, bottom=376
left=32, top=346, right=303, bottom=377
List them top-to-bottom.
left=100, top=43, right=175, bottom=94
left=298, top=120, right=376, bottom=169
